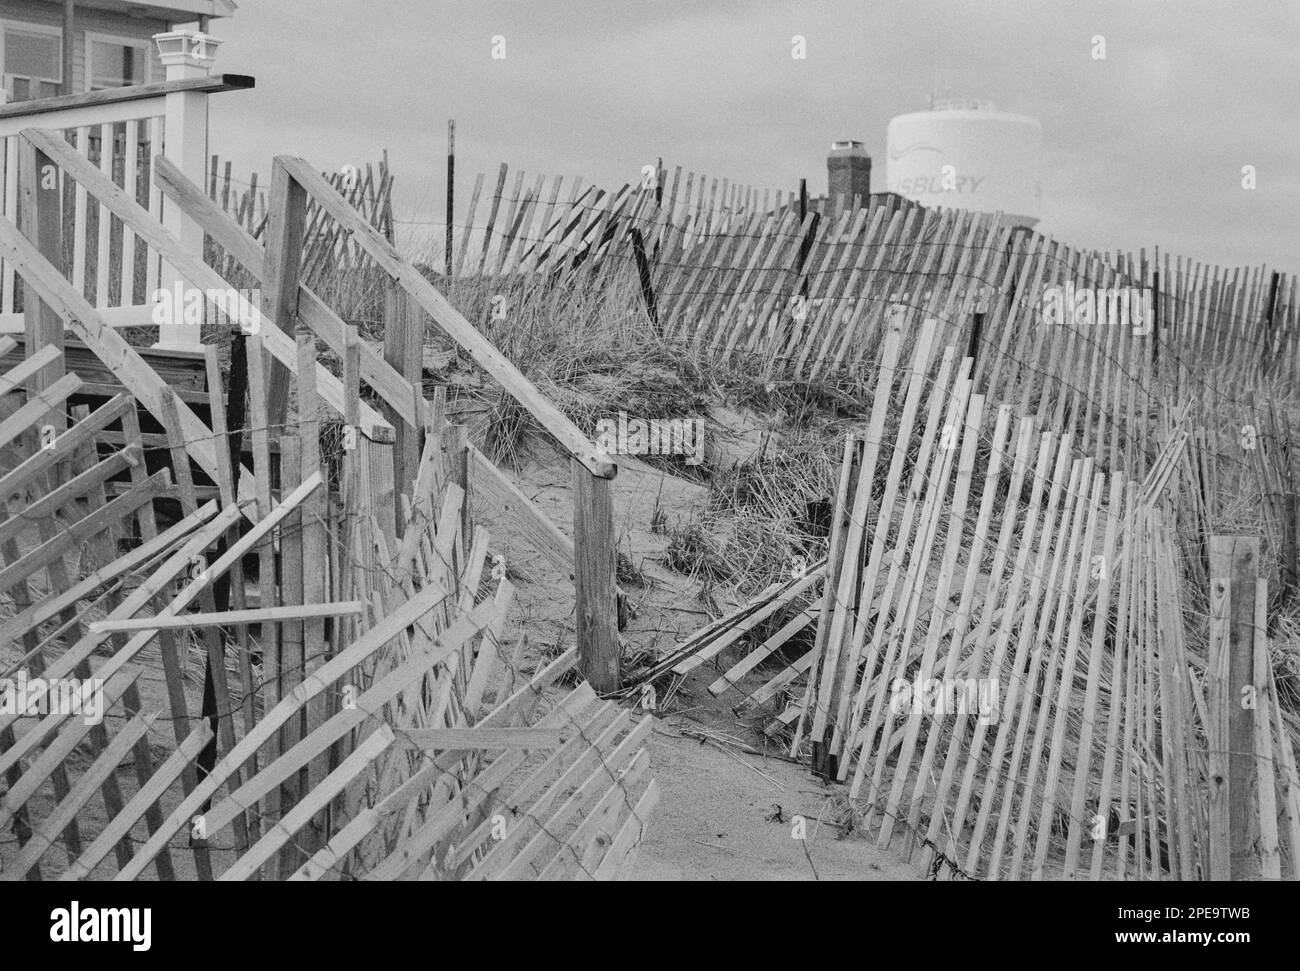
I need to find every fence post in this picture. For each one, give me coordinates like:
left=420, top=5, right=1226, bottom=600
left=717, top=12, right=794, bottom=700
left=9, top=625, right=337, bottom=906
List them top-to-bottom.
left=153, top=29, right=220, bottom=349
left=445, top=120, right=455, bottom=279
left=16, top=138, right=65, bottom=430
left=261, top=160, right=308, bottom=434
left=629, top=228, right=658, bottom=333
left=1262, top=270, right=1281, bottom=377
left=383, top=285, right=423, bottom=535
left=573, top=459, right=618, bottom=693
left=1208, top=536, right=1261, bottom=880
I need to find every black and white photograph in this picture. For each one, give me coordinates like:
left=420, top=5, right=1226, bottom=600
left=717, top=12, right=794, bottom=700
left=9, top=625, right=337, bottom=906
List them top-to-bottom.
left=0, top=0, right=1293, bottom=945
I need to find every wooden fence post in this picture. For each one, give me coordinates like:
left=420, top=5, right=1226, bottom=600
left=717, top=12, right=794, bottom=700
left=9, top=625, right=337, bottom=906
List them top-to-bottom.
left=17, top=139, right=65, bottom=430
left=261, top=160, right=308, bottom=435
left=630, top=228, right=659, bottom=333
left=1262, top=270, right=1281, bottom=375
left=383, top=285, right=423, bottom=535
left=573, top=459, right=618, bottom=693
left=1208, top=536, right=1261, bottom=880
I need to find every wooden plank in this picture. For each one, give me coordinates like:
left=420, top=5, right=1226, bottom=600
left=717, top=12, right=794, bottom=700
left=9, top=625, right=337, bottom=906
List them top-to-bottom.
left=0, top=75, right=252, bottom=124
left=24, top=132, right=392, bottom=447
left=18, top=138, right=65, bottom=423
left=276, top=155, right=613, bottom=477
left=153, top=156, right=416, bottom=429
left=262, top=159, right=310, bottom=432
left=475, top=163, right=509, bottom=274
left=455, top=171, right=484, bottom=275
left=0, top=206, right=244, bottom=503
left=383, top=286, right=423, bottom=522
left=810, top=314, right=906, bottom=745
left=296, top=327, right=330, bottom=815
left=244, top=337, right=279, bottom=807
left=0, top=342, right=60, bottom=394
left=842, top=345, right=962, bottom=782
left=0, top=372, right=81, bottom=450
left=155, top=385, right=252, bottom=857
left=877, top=390, right=989, bottom=849
left=0, top=392, right=131, bottom=502
left=110, top=401, right=191, bottom=878
left=904, top=405, right=1013, bottom=851
left=926, top=418, right=1040, bottom=868
left=788, top=432, right=856, bottom=752
left=961, top=433, right=1076, bottom=874
left=275, top=435, right=305, bottom=868
left=468, top=443, right=573, bottom=576
left=0, top=445, right=141, bottom=551
left=573, top=457, right=618, bottom=692
left=998, top=461, right=1096, bottom=877
left=0, top=470, right=169, bottom=596
left=1028, top=471, right=1113, bottom=879
left=1089, top=483, right=1141, bottom=879
left=0, top=500, right=216, bottom=647
left=0, top=506, right=241, bottom=762
left=1156, top=515, right=1195, bottom=878
left=1209, top=536, right=1261, bottom=880
left=677, top=567, right=824, bottom=677
left=114, top=574, right=449, bottom=880
left=461, top=574, right=512, bottom=715
left=1255, top=580, right=1281, bottom=879
left=198, top=597, right=508, bottom=842
left=89, top=602, right=365, bottom=633
left=709, top=605, right=817, bottom=696
left=288, top=651, right=581, bottom=881
left=1268, top=659, right=1300, bottom=880
left=0, top=668, right=141, bottom=833
left=367, top=689, right=602, bottom=881
left=4, top=711, right=156, bottom=880
left=471, top=712, right=646, bottom=880
left=492, top=717, right=652, bottom=881
left=59, top=722, right=214, bottom=881
left=219, top=726, right=396, bottom=882
left=402, top=728, right=564, bottom=751
left=538, top=747, right=652, bottom=880
left=590, top=780, right=659, bottom=880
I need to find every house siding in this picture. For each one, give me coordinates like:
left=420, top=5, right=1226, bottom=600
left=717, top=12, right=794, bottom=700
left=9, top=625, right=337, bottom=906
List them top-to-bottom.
left=1, top=0, right=170, bottom=94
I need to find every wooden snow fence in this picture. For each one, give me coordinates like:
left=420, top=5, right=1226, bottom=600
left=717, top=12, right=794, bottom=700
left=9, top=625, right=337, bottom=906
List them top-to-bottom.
left=0, top=128, right=653, bottom=880
left=204, top=151, right=396, bottom=288
left=451, top=162, right=1296, bottom=495
left=645, top=308, right=1299, bottom=880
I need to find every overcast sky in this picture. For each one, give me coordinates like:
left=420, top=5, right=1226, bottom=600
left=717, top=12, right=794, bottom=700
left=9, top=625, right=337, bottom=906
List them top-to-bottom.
left=208, top=0, right=1298, bottom=271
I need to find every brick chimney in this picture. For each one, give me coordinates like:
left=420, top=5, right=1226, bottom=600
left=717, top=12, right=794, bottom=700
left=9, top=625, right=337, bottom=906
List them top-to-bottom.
left=827, top=140, right=871, bottom=216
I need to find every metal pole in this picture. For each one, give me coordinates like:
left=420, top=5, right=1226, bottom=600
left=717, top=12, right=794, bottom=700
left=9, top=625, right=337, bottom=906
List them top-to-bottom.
left=445, top=119, right=455, bottom=278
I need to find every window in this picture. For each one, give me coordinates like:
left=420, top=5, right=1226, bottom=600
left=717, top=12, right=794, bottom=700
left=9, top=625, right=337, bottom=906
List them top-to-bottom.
left=2, top=26, right=62, bottom=102
left=89, top=38, right=147, bottom=90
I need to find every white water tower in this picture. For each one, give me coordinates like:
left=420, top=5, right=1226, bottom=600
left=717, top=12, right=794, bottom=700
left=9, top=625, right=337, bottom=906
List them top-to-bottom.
left=886, top=99, right=1043, bottom=227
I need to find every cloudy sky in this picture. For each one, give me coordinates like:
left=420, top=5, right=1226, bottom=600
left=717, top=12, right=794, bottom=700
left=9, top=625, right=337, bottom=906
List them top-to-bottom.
left=208, top=0, right=1298, bottom=271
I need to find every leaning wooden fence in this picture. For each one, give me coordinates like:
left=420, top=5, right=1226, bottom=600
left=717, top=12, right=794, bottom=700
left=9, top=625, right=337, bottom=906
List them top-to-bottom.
left=0, top=125, right=651, bottom=880
left=205, top=150, right=395, bottom=289
left=446, top=161, right=1296, bottom=488
left=639, top=308, right=1299, bottom=880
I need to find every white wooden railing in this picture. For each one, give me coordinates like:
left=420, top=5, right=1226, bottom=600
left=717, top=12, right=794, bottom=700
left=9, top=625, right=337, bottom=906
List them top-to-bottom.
left=0, top=30, right=252, bottom=347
